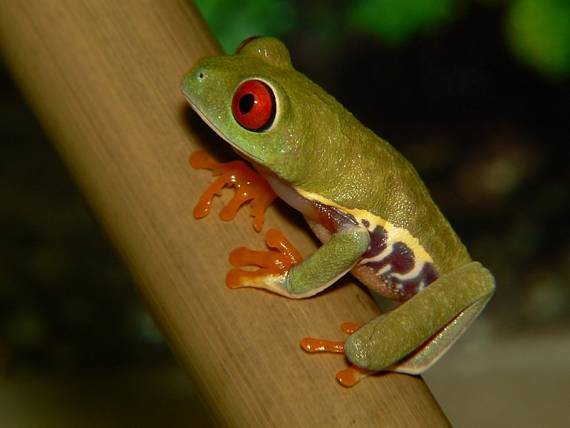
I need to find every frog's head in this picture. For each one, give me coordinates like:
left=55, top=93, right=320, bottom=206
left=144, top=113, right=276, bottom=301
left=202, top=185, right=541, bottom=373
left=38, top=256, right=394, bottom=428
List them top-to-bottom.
left=181, top=37, right=344, bottom=185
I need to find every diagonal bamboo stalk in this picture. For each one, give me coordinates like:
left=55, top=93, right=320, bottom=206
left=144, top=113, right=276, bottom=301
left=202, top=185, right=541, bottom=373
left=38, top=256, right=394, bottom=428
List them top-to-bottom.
left=0, top=1, right=450, bottom=426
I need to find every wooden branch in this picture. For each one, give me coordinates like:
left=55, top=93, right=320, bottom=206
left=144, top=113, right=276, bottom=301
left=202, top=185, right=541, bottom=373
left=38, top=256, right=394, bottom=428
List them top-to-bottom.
left=0, top=1, right=450, bottom=426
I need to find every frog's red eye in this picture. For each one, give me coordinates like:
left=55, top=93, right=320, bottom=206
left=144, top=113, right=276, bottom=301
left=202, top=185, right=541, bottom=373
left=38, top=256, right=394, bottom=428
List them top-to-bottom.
left=232, top=80, right=275, bottom=132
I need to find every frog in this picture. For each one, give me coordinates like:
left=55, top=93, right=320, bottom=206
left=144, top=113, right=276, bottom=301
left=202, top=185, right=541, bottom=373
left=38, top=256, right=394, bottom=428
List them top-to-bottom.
left=181, top=36, right=495, bottom=387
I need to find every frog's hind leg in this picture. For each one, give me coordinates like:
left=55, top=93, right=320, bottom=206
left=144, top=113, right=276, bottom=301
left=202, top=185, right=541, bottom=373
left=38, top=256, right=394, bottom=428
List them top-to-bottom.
left=344, top=261, right=495, bottom=374
left=388, top=293, right=491, bottom=374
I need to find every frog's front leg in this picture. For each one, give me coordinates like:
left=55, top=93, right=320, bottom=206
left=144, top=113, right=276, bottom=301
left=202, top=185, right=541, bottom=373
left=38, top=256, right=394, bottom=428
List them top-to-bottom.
left=228, top=225, right=370, bottom=299
left=345, top=261, right=495, bottom=375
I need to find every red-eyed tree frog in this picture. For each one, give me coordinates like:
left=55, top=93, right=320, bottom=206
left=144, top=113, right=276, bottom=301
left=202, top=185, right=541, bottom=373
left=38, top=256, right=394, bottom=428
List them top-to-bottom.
left=181, top=37, right=495, bottom=387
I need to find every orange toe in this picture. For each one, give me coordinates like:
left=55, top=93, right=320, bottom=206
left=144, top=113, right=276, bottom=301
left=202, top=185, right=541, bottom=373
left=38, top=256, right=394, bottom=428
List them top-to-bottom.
left=340, top=322, right=361, bottom=335
left=300, top=338, right=344, bottom=353
left=336, top=365, right=373, bottom=388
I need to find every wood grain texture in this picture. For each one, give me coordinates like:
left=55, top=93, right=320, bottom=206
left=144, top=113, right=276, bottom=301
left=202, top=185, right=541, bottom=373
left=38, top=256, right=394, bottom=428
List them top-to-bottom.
left=0, top=1, right=450, bottom=426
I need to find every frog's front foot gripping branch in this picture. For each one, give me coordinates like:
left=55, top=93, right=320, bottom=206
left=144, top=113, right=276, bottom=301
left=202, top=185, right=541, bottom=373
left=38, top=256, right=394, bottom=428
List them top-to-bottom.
left=189, top=151, right=276, bottom=232
left=190, top=151, right=302, bottom=295
left=229, top=226, right=371, bottom=299
left=227, top=229, right=303, bottom=295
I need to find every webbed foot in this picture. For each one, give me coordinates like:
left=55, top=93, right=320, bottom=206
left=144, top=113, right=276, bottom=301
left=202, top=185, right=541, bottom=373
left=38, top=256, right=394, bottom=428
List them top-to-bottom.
left=189, top=150, right=276, bottom=231
left=226, top=229, right=303, bottom=295
left=300, top=322, right=375, bottom=387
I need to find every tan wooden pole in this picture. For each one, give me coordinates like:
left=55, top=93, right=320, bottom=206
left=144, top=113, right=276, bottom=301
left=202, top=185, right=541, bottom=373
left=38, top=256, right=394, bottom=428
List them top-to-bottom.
left=0, top=1, right=450, bottom=426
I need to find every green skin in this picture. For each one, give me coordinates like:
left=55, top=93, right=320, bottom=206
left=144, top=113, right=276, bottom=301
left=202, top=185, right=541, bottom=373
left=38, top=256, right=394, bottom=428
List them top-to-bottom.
left=181, top=37, right=495, bottom=373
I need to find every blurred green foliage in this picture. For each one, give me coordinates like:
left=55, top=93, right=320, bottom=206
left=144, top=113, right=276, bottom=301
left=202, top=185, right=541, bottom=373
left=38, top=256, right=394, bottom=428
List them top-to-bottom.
left=194, top=0, right=570, bottom=78
left=194, top=0, right=296, bottom=52
left=347, top=0, right=455, bottom=44
left=507, top=0, right=570, bottom=79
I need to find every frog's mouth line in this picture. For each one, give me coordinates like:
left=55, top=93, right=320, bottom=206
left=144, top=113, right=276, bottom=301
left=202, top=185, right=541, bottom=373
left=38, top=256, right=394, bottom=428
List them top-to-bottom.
left=185, top=98, right=262, bottom=164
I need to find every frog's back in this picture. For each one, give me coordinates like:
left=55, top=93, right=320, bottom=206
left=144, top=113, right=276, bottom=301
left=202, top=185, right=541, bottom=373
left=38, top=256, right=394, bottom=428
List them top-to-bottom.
left=299, top=118, right=471, bottom=300
left=363, top=129, right=472, bottom=279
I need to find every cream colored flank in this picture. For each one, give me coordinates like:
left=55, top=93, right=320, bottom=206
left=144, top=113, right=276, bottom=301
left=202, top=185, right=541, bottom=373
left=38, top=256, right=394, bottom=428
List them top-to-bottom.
left=295, top=188, right=434, bottom=265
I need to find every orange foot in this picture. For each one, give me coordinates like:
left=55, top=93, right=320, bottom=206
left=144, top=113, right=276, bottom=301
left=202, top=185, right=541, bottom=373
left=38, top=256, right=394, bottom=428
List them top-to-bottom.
left=189, top=150, right=276, bottom=232
left=226, top=229, right=303, bottom=295
left=300, top=322, right=375, bottom=387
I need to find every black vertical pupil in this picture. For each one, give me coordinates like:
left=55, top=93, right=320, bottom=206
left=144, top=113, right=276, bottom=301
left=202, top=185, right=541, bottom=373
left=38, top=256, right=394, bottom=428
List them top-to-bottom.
left=239, top=93, right=255, bottom=114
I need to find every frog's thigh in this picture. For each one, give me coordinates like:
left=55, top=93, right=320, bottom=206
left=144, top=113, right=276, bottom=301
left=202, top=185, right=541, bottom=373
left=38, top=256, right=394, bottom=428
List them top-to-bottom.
left=286, top=226, right=370, bottom=297
left=344, top=261, right=495, bottom=372
left=390, top=293, right=490, bottom=374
